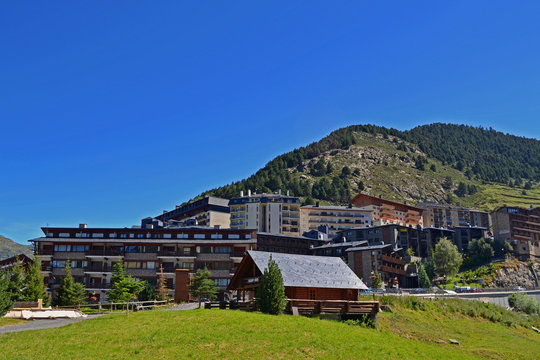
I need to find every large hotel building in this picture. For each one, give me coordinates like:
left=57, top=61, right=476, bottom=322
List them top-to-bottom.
left=229, top=191, right=301, bottom=236
left=351, top=194, right=424, bottom=227
left=417, top=202, right=490, bottom=229
left=299, top=204, right=374, bottom=238
left=491, top=206, right=540, bottom=260
left=32, top=221, right=256, bottom=301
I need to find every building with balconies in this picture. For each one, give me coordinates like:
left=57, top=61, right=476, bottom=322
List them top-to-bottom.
left=229, top=190, right=301, bottom=235
left=351, top=194, right=424, bottom=227
left=154, top=196, right=231, bottom=228
left=417, top=202, right=490, bottom=229
left=299, top=203, right=374, bottom=238
left=491, top=206, right=540, bottom=260
left=32, top=222, right=257, bottom=301
left=346, top=244, right=406, bottom=288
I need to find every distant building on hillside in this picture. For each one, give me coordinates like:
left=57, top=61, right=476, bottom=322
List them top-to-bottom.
left=229, top=190, right=301, bottom=236
left=350, top=194, right=423, bottom=227
left=154, top=196, right=231, bottom=229
left=417, top=202, right=490, bottom=229
left=299, top=203, right=374, bottom=238
left=491, top=206, right=540, bottom=260
left=0, top=253, right=33, bottom=271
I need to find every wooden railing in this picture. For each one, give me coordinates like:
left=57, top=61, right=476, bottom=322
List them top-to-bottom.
left=286, top=299, right=379, bottom=315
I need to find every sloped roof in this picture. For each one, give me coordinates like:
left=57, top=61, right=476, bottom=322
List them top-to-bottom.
left=247, top=250, right=367, bottom=290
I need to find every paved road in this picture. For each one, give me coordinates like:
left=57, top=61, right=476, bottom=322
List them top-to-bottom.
left=163, top=302, right=200, bottom=311
left=0, top=315, right=101, bottom=335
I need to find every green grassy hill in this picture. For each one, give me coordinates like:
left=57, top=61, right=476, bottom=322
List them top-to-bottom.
left=188, top=123, right=539, bottom=209
left=0, top=235, right=32, bottom=261
left=1, top=298, right=538, bottom=359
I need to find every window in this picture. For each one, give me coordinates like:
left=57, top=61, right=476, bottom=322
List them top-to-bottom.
left=59, top=233, right=70, bottom=237
left=92, top=233, right=104, bottom=238
left=120, top=234, right=127, bottom=239
left=137, top=234, right=144, bottom=239
left=194, top=234, right=205, bottom=239
left=211, top=234, right=223, bottom=239
left=228, top=234, right=240, bottom=239
left=246, top=234, right=251, bottom=239
left=54, top=244, right=71, bottom=252
left=72, top=245, right=89, bottom=252
left=125, top=245, right=141, bottom=253
left=143, top=246, right=159, bottom=253
left=214, top=246, right=232, bottom=253
left=182, top=247, right=192, bottom=255
left=200, top=247, right=212, bottom=254
left=52, top=260, right=66, bottom=268
left=182, top=262, right=194, bottom=270
left=214, top=279, right=230, bottom=287
left=309, top=289, right=316, bottom=300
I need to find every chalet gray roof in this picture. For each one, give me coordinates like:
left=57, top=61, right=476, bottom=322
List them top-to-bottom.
left=247, top=250, right=367, bottom=290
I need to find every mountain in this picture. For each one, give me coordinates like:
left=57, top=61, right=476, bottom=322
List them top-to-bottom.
left=192, top=123, right=540, bottom=210
left=0, top=235, right=33, bottom=261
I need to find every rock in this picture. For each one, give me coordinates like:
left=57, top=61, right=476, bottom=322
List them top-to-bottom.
left=380, top=305, right=392, bottom=312
left=532, top=327, right=540, bottom=334
left=449, top=339, right=459, bottom=345
left=436, top=340, right=446, bottom=344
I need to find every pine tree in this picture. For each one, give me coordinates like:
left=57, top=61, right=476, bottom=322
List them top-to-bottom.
left=256, top=255, right=286, bottom=315
left=23, top=256, right=49, bottom=306
left=7, top=260, right=25, bottom=302
left=56, top=261, right=86, bottom=306
left=108, top=262, right=144, bottom=303
left=418, top=263, right=431, bottom=289
left=156, top=265, right=168, bottom=301
left=189, top=267, right=217, bottom=307
left=0, top=270, right=13, bottom=316
left=138, top=281, right=156, bottom=301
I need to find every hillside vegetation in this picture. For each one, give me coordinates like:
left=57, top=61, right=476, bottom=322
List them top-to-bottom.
left=192, top=123, right=539, bottom=209
left=0, top=235, right=32, bottom=261
left=1, top=299, right=538, bottom=360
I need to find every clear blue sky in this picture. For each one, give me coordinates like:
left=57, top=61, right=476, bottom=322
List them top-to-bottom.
left=1, top=2, right=539, bottom=244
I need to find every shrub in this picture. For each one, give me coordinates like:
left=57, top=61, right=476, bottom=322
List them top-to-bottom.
left=508, top=292, right=540, bottom=316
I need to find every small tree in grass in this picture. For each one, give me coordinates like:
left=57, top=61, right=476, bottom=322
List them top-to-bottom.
left=433, top=237, right=463, bottom=277
left=23, top=255, right=49, bottom=306
left=256, top=255, right=286, bottom=315
left=57, top=261, right=86, bottom=306
left=108, top=262, right=144, bottom=303
left=418, top=263, right=431, bottom=289
left=156, top=265, right=169, bottom=301
left=189, top=267, right=217, bottom=307
left=0, top=270, right=13, bottom=316
left=371, top=270, right=382, bottom=289
left=138, top=281, right=156, bottom=302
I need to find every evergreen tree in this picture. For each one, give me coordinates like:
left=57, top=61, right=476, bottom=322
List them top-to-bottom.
left=326, top=162, right=334, bottom=174
left=430, top=164, right=436, bottom=172
left=341, top=166, right=351, bottom=177
left=442, top=176, right=453, bottom=190
left=357, top=181, right=365, bottom=191
left=455, top=182, right=467, bottom=197
left=433, top=238, right=463, bottom=277
left=468, top=238, right=494, bottom=260
left=256, top=255, right=286, bottom=315
left=23, top=256, right=49, bottom=306
left=424, top=256, right=436, bottom=280
left=7, top=260, right=25, bottom=302
left=56, top=261, right=86, bottom=306
left=108, top=262, right=144, bottom=303
left=418, top=263, right=431, bottom=289
left=156, top=265, right=168, bottom=301
left=189, top=267, right=217, bottom=307
left=0, top=270, right=13, bottom=316
left=138, top=281, right=156, bottom=301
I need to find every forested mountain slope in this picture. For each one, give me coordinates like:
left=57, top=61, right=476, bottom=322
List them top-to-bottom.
left=191, top=123, right=540, bottom=209
left=0, top=235, right=32, bottom=260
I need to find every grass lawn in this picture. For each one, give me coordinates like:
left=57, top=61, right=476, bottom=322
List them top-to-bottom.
left=1, top=298, right=539, bottom=360
left=0, top=318, right=26, bottom=328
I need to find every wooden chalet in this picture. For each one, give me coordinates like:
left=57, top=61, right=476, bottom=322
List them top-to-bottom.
left=227, top=251, right=380, bottom=321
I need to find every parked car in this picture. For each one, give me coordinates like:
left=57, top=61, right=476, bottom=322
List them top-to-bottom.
left=513, top=286, right=526, bottom=291
left=473, top=288, right=483, bottom=293
left=361, top=289, right=374, bottom=294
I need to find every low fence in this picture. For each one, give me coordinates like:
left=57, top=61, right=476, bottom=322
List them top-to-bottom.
left=54, top=299, right=173, bottom=314
left=287, top=299, right=379, bottom=315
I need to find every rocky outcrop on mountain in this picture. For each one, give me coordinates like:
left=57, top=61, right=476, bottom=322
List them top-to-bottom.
left=489, top=261, right=539, bottom=288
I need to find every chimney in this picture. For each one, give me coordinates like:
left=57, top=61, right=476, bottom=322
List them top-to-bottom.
left=248, top=189, right=252, bottom=196
left=278, top=189, right=282, bottom=195
left=240, top=190, right=244, bottom=197
left=287, top=190, right=290, bottom=196
left=379, top=194, right=382, bottom=199
left=404, top=200, right=407, bottom=205
left=316, top=201, right=320, bottom=207
left=348, top=203, right=353, bottom=208
left=176, top=205, right=180, bottom=209
left=163, top=210, right=168, bottom=214
left=79, top=223, right=87, bottom=229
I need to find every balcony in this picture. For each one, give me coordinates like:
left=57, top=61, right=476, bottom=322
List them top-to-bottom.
left=86, top=249, right=123, bottom=257
left=37, top=250, right=54, bottom=256
left=157, top=250, right=179, bottom=257
left=53, top=252, right=87, bottom=260
left=124, top=252, right=158, bottom=261
left=196, top=253, right=231, bottom=261
left=381, top=254, right=406, bottom=266
left=85, top=264, right=111, bottom=272
left=381, top=265, right=406, bottom=276
left=126, top=268, right=157, bottom=277
left=87, top=282, right=111, bottom=290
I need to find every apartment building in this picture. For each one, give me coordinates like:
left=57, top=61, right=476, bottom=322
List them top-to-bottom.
left=229, top=190, right=301, bottom=235
left=351, top=194, right=423, bottom=227
left=154, top=196, right=230, bottom=228
left=417, top=202, right=490, bottom=229
left=299, top=203, right=374, bottom=238
left=491, top=206, right=540, bottom=260
left=31, top=222, right=257, bottom=301
left=256, top=232, right=328, bottom=255
left=346, top=244, right=406, bottom=288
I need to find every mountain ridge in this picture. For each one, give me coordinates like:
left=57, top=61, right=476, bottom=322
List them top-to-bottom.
left=184, top=123, right=540, bottom=210
left=0, top=235, right=33, bottom=261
